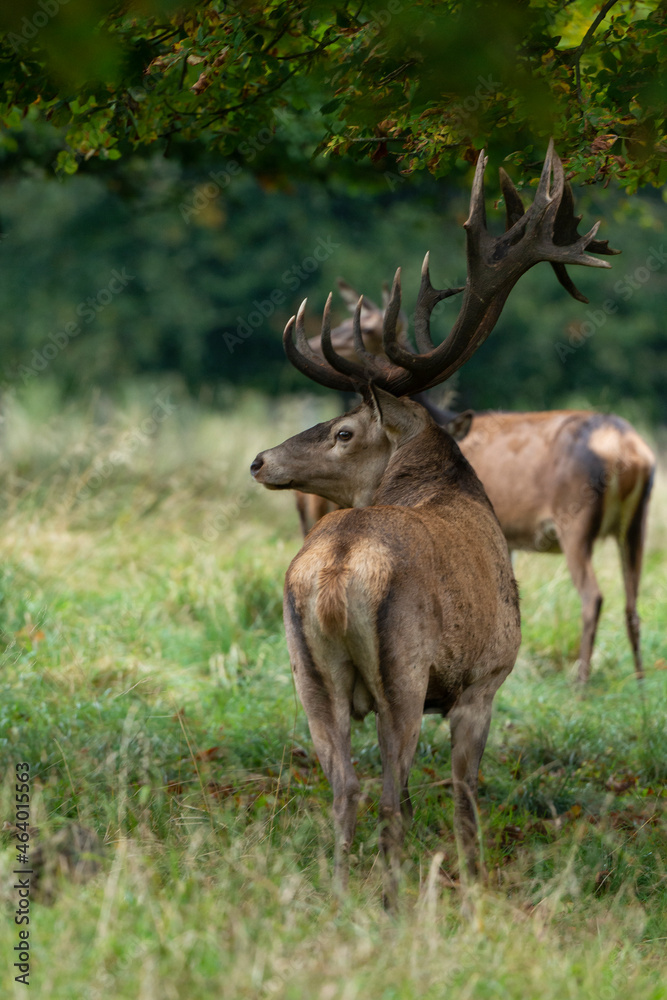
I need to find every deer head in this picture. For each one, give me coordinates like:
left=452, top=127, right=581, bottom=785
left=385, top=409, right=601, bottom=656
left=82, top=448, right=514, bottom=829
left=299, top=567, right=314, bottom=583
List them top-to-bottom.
left=251, top=389, right=431, bottom=506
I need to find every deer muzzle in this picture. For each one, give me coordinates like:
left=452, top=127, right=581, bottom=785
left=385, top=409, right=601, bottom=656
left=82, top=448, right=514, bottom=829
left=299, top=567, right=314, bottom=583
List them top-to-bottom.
left=250, top=452, right=293, bottom=490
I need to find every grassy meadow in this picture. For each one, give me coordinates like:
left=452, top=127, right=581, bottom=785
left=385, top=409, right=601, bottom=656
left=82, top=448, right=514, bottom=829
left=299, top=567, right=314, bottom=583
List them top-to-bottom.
left=0, top=382, right=666, bottom=999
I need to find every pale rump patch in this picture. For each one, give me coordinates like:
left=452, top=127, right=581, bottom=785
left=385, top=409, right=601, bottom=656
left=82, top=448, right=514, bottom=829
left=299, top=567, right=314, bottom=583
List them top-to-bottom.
left=587, top=423, right=624, bottom=462
left=589, top=424, right=656, bottom=537
left=589, top=424, right=655, bottom=485
left=288, top=537, right=394, bottom=637
left=317, top=539, right=394, bottom=636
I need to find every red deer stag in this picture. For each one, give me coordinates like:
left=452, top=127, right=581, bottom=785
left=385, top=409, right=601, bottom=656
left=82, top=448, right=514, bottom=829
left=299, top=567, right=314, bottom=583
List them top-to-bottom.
left=251, top=143, right=616, bottom=904
left=303, top=288, right=654, bottom=684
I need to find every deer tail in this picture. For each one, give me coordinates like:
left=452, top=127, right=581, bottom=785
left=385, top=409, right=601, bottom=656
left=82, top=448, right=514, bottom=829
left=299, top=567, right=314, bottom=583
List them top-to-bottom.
left=316, top=564, right=350, bottom=636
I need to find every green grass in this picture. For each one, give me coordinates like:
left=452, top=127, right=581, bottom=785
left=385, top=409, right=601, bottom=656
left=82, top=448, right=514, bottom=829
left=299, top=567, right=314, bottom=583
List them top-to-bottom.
left=0, top=381, right=665, bottom=999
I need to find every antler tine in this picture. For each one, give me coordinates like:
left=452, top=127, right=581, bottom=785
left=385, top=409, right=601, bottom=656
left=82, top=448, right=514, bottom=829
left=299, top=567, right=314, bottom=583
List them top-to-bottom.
left=533, top=136, right=556, bottom=211
left=385, top=142, right=616, bottom=385
left=499, top=145, right=613, bottom=272
left=544, top=147, right=565, bottom=225
left=464, top=150, right=489, bottom=233
left=499, top=163, right=589, bottom=303
left=499, top=167, right=525, bottom=230
left=521, top=171, right=618, bottom=303
left=556, top=178, right=619, bottom=252
left=548, top=179, right=591, bottom=302
left=551, top=179, right=617, bottom=258
left=553, top=180, right=582, bottom=244
left=565, top=219, right=613, bottom=267
left=586, top=236, right=621, bottom=255
left=586, top=237, right=621, bottom=255
left=391, top=253, right=465, bottom=357
left=413, top=254, right=437, bottom=354
left=550, top=263, right=590, bottom=303
left=336, top=267, right=448, bottom=396
left=360, top=267, right=429, bottom=394
left=382, top=267, right=403, bottom=341
left=382, top=268, right=423, bottom=373
left=321, top=292, right=382, bottom=383
left=350, top=294, right=405, bottom=382
left=352, top=295, right=396, bottom=378
left=351, top=296, right=371, bottom=362
left=297, top=298, right=325, bottom=362
left=283, top=299, right=355, bottom=392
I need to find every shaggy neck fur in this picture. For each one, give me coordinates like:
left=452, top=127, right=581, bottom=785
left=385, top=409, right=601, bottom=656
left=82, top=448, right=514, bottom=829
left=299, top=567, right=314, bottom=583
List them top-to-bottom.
left=372, top=423, right=491, bottom=510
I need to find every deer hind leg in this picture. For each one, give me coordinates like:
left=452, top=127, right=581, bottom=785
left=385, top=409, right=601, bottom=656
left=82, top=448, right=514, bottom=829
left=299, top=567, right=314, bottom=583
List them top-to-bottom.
left=618, top=477, right=653, bottom=680
left=558, top=523, right=603, bottom=683
left=284, top=603, right=360, bottom=892
left=449, top=684, right=499, bottom=878
left=375, top=692, right=425, bottom=910
left=307, top=699, right=360, bottom=893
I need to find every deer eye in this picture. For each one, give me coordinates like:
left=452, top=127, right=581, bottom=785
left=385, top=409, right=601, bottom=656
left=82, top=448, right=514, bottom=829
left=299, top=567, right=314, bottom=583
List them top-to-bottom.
left=336, top=429, right=353, bottom=442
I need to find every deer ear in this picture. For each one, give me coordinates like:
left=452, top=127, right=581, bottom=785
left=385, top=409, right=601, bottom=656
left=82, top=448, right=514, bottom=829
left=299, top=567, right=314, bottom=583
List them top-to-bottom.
left=363, top=384, right=384, bottom=424
left=370, top=387, right=427, bottom=438
left=445, top=410, right=474, bottom=441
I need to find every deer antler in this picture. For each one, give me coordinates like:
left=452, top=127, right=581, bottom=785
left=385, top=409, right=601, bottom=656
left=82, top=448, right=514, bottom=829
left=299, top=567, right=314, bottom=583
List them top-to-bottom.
left=284, top=141, right=617, bottom=396
left=499, top=160, right=620, bottom=305
left=304, top=278, right=413, bottom=365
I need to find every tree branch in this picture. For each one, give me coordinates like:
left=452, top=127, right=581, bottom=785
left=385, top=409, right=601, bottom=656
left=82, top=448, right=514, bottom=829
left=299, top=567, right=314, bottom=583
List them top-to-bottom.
left=569, top=0, right=621, bottom=102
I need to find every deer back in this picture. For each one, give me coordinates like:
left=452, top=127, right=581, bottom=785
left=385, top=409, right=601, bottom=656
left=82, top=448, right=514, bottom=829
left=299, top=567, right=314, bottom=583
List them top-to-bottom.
left=457, top=410, right=655, bottom=551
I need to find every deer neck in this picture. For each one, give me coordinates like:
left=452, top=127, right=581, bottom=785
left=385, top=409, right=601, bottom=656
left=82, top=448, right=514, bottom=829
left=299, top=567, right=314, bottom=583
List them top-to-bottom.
left=371, top=424, right=488, bottom=511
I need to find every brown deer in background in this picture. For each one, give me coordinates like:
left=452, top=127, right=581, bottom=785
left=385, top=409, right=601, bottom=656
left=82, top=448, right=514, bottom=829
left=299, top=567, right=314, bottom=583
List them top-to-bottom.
left=251, top=143, right=616, bottom=904
left=302, top=275, right=653, bottom=685
left=449, top=409, right=654, bottom=683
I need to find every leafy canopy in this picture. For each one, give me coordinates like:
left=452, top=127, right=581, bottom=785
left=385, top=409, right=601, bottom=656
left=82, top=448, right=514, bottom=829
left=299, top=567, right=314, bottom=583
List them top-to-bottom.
left=0, top=0, right=665, bottom=189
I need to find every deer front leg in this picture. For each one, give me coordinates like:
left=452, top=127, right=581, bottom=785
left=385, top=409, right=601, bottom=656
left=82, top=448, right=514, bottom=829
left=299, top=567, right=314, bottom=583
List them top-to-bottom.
left=294, top=491, right=310, bottom=537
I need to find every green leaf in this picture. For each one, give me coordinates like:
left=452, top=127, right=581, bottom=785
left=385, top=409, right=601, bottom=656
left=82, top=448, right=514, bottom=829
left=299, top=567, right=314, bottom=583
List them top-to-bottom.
left=320, top=97, right=343, bottom=115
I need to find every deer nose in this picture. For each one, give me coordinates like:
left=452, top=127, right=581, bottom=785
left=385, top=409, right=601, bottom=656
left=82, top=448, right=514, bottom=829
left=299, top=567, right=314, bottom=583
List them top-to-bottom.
left=250, top=455, right=264, bottom=477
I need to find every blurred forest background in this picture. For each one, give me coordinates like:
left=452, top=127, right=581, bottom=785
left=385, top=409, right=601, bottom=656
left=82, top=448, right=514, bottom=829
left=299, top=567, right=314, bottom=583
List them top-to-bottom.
left=0, top=0, right=665, bottom=422
left=0, top=152, right=665, bottom=423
